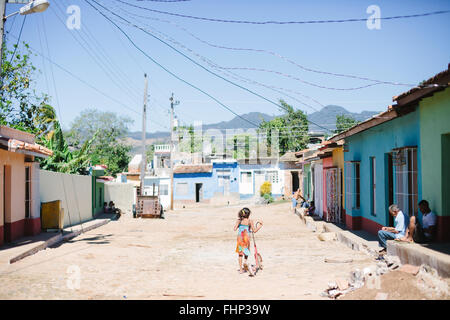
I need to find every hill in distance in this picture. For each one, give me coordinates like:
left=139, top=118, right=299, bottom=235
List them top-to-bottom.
left=126, top=106, right=380, bottom=153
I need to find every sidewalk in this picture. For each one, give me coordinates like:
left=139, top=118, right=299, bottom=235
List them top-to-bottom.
left=294, top=208, right=450, bottom=279
left=0, top=212, right=118, bottom=265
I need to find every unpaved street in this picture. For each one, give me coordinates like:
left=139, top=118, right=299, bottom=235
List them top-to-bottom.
left=0, top=202, right=375, bottom=299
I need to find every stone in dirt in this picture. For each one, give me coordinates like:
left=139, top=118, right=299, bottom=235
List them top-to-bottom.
left=318, top=232, right=336, bottom=241
left=398, top=264, right=420, bottom=276
left=336, top=278, right=349, bottom=291
left=375, top=292, right=389, bottom=300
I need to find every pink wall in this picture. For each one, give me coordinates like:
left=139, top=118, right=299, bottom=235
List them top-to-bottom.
left=322, top=157, right=334, bottom=220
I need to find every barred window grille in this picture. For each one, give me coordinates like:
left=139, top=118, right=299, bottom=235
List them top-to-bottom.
left=393, top=148, right=418, bottom=217
left=345, top=161, right=360, bottom=212
left=326, top=167, right=341, bottom=223
left=266, top=170, right=279, bottom=184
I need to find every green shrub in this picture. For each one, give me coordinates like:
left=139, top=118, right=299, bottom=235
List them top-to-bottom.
left=263, top=193, right=274, bottom=203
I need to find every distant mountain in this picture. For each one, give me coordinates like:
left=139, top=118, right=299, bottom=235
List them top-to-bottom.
left=307, top=105, right=379, bottom=132
left=125, top=107, right=380, bottom=153
left=202, top=112, right=275, bottom=130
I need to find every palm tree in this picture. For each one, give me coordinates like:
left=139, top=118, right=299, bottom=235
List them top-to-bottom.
left=33, top=103, right=58, bottom=140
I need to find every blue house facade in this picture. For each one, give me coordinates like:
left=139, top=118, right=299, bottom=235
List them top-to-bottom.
left=331, top=107, right=422, bottom=235
left=173, top=160, right=239, bottom=206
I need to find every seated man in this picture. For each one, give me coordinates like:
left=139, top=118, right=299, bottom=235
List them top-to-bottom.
left=398, top=200, right=437, bottom=243
left=377, top=204, right=409, bottom=251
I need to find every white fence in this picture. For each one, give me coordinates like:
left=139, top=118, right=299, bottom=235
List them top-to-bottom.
left=39, top=170, right=93, bottom=228
left=104, top=182, right=136, bottom=214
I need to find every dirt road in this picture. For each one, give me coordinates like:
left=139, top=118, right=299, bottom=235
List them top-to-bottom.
left=0, top=202, right=375, bottom=299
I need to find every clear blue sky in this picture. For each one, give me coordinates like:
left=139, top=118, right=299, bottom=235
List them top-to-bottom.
left=4, top=0, right=450, bottom=132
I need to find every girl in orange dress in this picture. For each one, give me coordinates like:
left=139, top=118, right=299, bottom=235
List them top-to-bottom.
left=234, top=208, right=263, bottom=275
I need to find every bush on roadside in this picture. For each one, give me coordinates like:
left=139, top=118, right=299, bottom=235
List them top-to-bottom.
left=260, top=181, right=272, bottom=197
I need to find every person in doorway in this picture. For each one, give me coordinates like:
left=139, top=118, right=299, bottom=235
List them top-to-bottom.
left=398, top=200, right=437, bottom=244
left=306, top=201, right=316, bottom=216
left=377, top=204, right=409, bottom=251
left=234, top=207, right=263, bottom=276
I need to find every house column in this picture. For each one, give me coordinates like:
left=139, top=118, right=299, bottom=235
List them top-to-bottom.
left=25, top=162, right=41, bottom=236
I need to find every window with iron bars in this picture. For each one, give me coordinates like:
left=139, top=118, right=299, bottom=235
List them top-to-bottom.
left=392, top=147, right=418, bottom=217
left=345, top=161, right=360, bottom=211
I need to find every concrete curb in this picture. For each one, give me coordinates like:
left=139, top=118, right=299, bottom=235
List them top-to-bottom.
left=295, top=208, right=379, bottom=257
left=9, top=218, right=113, bottom=264
left=387, top=240, right=450, bottom=278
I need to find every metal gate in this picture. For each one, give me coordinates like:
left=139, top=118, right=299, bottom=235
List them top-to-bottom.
left=326, top=167, right=342, bottom=224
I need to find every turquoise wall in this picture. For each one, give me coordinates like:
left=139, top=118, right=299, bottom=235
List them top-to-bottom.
left=344, top=108, right=422, bottom=227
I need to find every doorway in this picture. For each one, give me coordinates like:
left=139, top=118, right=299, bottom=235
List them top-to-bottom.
left=387, top=153, right=394, bottom=227
left=3, top=165, right=11, bottom=243
left=291, top=171, right=299, bottom=194
left=195, top=183, right=203, bottom=203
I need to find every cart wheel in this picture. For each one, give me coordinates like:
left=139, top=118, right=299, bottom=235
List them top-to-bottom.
left=160, top=207, right=165, bottom=219
left=257, top=253, right=263, bottom=270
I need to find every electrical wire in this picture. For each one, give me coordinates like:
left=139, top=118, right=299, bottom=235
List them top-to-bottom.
left=58, top=0, right=144, bottom=99
left=85, top=0, right=262, bottom=129
left=87, top=0, right=333, bottom=132
left=113, top=0, right=450, bottom=25
left=50, top=4, right=142, bottom=103
left=109, top=5, right=324, bottom=112
left=117, top=7, right=415, bottom=87
left=8, top=16, right=27, bottom=64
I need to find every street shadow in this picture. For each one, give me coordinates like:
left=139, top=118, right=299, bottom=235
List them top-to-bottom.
left=49, top=233, right=114, bottom=248
left=419, top=242, right=450, bottom=255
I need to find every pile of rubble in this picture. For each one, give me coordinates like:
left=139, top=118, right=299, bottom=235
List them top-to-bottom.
left=321, top=252, right=449, bottom=299
left=320, top=254, right=401, bottom=299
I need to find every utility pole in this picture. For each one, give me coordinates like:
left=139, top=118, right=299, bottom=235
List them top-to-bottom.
left=0, top=0, right=7, bottom=71
left=140, top=73, right=148, bottom=196
left=169, top=93, right=179, bottom=210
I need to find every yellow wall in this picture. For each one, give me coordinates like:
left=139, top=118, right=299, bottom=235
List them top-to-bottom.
left=332, top=146, right=345, bottom=207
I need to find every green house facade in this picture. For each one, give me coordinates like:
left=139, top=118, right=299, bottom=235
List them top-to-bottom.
left=418, top=86, right=450, bottom=242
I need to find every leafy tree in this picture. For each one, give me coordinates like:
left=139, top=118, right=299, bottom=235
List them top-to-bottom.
left=1, top=41, right=57, bottom=138
left=259, top=99, right=309, bottom=155
left=66, top=109, right=133, bottom=176
left=335, top=114, right=360, bottom=134
left=175, top=124, right=203, bottom=154
left=227, top=133, right=258, bottom=159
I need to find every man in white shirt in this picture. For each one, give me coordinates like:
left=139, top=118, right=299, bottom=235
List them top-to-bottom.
left=398, top=200, right=437, bottom=243
left=378, top=204, right=409, bottom=250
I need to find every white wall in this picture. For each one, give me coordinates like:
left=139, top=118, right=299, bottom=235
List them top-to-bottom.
left=40, top=170, right=93, bottom=227
left=104, top=182, right=136, bottom=214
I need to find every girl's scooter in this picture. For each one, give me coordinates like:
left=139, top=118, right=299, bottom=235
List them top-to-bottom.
left=249, top=222, right=263, bottom=276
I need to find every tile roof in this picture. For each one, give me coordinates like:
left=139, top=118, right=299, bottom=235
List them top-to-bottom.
left=393, top=64, right=450, bottom=104
left=173, top=164, right=213, bottom=174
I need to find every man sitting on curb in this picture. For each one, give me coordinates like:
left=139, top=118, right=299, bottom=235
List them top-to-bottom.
left=398, top=200, right=437, bottom=244
left=377, top=204, right=409, bottom=252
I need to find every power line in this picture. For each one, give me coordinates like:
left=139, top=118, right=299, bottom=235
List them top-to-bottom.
left=59, top=0, right=143, bottom=99
left=85, top=0, right=261, bottom=128
left=88, top=0, right=333, bottom=132
left=113, top=0, right=450, bottom=25
left=51, top=2, right=142, bottom=102
left=109, top=6, right=324, bottom=112
left=117, top=7, right=415, bottom=87
left=8, top=15, right=27, bottom=64
left=7, top=34, right=141, bottom=116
